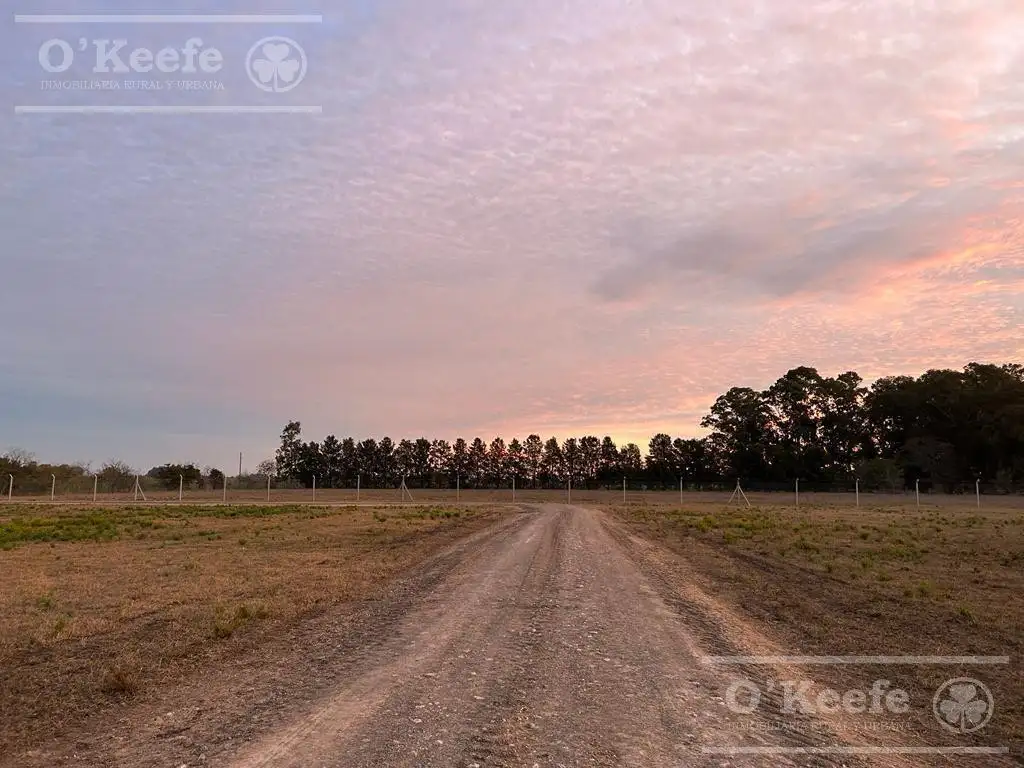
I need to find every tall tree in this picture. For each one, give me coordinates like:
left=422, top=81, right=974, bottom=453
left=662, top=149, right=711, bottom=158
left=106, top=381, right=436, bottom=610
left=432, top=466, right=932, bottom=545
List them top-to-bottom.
left=702, top=387, right=774, bottom=480
left=275, top=421, right=304, bottom=481
left=646, top=434, right=677, bottom=486
left=321, top=435, right=343, bottom=487
left=524, top=435, right=544, bottom=487
left=579, top=436, right=602, bottom=488
left=599, top=436, right=620, bottom=485
left=487, top=437, right=508, bottom=487
left=542, top=437, right=563, bottom=485
left=467, top=438, right=488, bottom=487
left=507, top=439, right=526, bottom=484
left=619, top=444, right=644, bottom=477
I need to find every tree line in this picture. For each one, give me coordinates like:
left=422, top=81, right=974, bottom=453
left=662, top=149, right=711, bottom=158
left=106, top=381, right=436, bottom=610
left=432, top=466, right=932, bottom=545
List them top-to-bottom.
left=3, top=362, right=1021, bottom=495
left=273, top=363, right=1024, bottom=493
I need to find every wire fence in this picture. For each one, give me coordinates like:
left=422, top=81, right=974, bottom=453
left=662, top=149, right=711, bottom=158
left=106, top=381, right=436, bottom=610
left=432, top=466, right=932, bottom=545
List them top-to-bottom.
left=2, top=473, right=1022, bottom=509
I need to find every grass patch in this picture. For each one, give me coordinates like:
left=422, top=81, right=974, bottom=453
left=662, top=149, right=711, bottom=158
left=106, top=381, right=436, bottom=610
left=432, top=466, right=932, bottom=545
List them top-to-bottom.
left=608, top=500, right=1024, bottom=748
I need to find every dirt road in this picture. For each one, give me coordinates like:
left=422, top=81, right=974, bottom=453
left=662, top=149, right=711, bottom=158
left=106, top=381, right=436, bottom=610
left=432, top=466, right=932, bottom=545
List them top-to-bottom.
left=57, top=504, right=1000, bottom=767
left=209, top=505, right=929, bottom=768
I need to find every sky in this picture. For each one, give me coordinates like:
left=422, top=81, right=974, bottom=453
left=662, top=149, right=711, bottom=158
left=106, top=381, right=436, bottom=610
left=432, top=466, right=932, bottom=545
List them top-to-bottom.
left=1, top=0, right=1023, bottom=472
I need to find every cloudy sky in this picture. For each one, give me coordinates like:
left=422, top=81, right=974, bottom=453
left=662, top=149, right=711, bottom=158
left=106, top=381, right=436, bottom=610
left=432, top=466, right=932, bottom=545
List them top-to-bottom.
left=2, top=0, right=1023, bottom=471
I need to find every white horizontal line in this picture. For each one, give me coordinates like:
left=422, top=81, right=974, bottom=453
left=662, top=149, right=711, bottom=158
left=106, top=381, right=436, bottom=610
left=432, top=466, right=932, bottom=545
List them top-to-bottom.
left=14, top=14, right=323, bottom=24
left=14, top=105, right=323, bottom=115
left=699, top=655, right=1011, bottom=666
left=702, top=747, right=1010, bottom=755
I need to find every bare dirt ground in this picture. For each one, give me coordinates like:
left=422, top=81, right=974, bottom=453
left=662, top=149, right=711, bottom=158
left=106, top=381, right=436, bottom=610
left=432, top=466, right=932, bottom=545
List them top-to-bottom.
left=6, top=504, right=1015, bottom=767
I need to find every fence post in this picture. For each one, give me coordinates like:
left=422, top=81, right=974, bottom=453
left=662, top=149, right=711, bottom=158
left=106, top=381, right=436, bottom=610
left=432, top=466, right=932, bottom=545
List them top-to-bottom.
left=267, top=473, right=272, bottom=503
left=357, top=473, right=361, bottom=503
left=7, top=474, right=13, bottom=501
left=51, top=474, right=56, bottom=502
left=93, top=474, right=98, bottom=503
left=456, top=474, right=460, bottom=503
left=179, top=475, right=184, bottom=503
left=512, top=475, right=516, bottom=503
left=222, top=476, right=227, bottom=504
left=312, top=476, right=316, bottom=503
left=623, top=476, right=626, bottom=505
left=680, top=477, right=683, bottom=506
left=568, top=478, right=572, bottom=505
left=796, top=478, right=800, bottom=508
left=855, top=478, right=860, bottom=509
left=976, top=478, right=981, bottom=510
left=915, top=479, right=920, bottom=510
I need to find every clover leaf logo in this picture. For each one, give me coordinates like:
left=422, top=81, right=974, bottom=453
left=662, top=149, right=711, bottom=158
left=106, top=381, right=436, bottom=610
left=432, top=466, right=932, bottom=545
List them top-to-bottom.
left=245, top=36, right=308, bottom=93
left=933, top=678, right=994, bottom=734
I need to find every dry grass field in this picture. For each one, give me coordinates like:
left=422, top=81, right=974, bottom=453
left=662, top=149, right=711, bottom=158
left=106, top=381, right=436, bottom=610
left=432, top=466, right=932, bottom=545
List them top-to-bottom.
left=3, top=494, right=1021, bottom=763
left=607, top=498, right=1024, bottom=749
left=0, top=502, right=509, bottom=758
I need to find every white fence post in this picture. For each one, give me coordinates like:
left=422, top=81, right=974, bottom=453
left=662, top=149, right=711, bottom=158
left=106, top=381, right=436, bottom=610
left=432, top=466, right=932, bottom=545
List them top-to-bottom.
left=267, top=473, right=272, bottom=503
left=357, top=473, right=361, bottom=503
left=7, top=474, right=13, bottom=501
left=51, top=474, right=56, bottom=502
left=456, top=474, right=460, bottom=503
left=93, top=475, right=98, bottom=503
left=179, top=475, right=184, bottom=503
left=512, top=475, right=516, bottom=503
left=222, top=476, right=227, bottom=504
left=312, top=476, right=316, bottom=503
left=623, top=476, right=626, bottom=504
left=680, top=477, right=683, bottom=506
left=568, top=478, right=572, bottom=504
left=796, top=478, right=800, bottom=508
left=855, top=478, right=860, bottom=509
left=976, top=478, right=981, bottom=510
left=915, top=479, right=921, bottom=510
